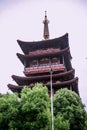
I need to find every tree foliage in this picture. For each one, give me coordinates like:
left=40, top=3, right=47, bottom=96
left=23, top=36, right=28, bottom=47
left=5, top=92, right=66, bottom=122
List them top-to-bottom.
left=0, top=83, right=51, bottom=130
left=20, top=83, right=51, bottom=130
left=0, top=85, right=87, bottom=130
left=53, top=88, right=87, bottom=130
left=0, top=93, right=19, bottom=130
left=54, top=114, right=70, bottom=130
left=84, top=120, right=87, bottom=130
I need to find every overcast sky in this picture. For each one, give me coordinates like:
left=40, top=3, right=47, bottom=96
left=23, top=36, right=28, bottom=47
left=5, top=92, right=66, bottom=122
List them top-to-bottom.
left=0, top=0, right=87, bottom=108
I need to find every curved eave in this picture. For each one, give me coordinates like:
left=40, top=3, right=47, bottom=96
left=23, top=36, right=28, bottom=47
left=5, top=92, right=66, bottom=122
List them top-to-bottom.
left=17, top=33, right=69, bottom=54
left=17, top=47, right=70, bottom=65
left=29, top=47, right=69, bottom=58
left=16, top=53, right=25, bottom=65
left=12, top=69, right=75, bottom=85
left=7, top=77, right=78, bottom=93
left=46, top=77, right=78, bottom=87
left=8, top=84, right=24, bottom=93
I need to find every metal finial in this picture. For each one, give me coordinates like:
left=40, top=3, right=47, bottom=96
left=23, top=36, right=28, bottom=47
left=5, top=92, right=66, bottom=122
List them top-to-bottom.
left=43, top=11, right=49, bottom=40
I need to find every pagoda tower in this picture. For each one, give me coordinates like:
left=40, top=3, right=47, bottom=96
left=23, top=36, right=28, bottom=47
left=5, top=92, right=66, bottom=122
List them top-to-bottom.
left=8, top=13, right=79, bottom=95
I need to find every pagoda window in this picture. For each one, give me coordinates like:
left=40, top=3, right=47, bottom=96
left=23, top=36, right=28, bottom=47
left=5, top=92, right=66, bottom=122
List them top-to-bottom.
left=51, top=57, right=60, bottom=65
left=58, top=57, right=60, bottom=64
left=39, top=58, right=49, bottom=66
left=44, top=58, right=50, bottom=65
left=31, top=60, right=38, bottom=67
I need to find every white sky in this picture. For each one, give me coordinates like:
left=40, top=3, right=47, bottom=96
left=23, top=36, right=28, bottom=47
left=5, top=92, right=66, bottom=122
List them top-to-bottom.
left=0, top=0, right=87, bottom=108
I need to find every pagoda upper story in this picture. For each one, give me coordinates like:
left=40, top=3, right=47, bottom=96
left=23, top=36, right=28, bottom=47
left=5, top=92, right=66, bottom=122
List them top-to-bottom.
left=8, top=12, right=79, bottom=95
left=17, top=33, right=71, bottom=76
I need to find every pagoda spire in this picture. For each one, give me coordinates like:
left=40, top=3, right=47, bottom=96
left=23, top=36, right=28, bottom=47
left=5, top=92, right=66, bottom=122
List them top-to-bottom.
left=43, top=11, right=49, bottom=40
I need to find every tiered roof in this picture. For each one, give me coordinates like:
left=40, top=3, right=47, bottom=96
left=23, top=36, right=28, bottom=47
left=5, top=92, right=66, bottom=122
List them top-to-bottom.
left=8, top=13, right=79, bottom=95
left=17, top=33, right=70, bottom=54
left=17, top=47, right=69, bottom=65
left=10, top=69, right=75, bottom=86
left=8, top=77, right=78, bottom=93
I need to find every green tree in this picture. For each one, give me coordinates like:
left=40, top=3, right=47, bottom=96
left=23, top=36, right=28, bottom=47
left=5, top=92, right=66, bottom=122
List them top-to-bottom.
left=0, top=83, right=51, bottom=130
left=20, top=83, right=51, bottom=130
left=0, top=85, right=87, bottom=130
left=53, top=88, right=87, bottom=130
left=0, top=93, right=19, bottom=130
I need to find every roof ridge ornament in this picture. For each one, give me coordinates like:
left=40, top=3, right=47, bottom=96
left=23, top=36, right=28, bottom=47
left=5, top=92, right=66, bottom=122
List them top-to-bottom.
left=43, top=11, right=49, bottom=40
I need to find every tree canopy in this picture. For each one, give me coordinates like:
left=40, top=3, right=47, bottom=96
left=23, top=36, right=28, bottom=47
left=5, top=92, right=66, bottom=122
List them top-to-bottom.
left=0, top=83, right=51, bottom=130
left=0, top=84, right=87, bottom=130
left=53, top=88, right=87, bottom=130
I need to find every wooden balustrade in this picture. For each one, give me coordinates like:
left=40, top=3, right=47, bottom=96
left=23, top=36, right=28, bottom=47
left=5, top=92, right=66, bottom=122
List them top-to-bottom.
left=24, top=64, right=66, bottom=75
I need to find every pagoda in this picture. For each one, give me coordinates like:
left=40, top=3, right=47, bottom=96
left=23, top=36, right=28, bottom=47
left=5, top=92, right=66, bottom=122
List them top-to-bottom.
left=8, top=12, right=79, bottom=95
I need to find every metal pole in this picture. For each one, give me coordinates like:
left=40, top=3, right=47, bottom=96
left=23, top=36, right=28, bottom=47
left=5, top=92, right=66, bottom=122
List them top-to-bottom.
left=50, top=68, right=54, bottom=130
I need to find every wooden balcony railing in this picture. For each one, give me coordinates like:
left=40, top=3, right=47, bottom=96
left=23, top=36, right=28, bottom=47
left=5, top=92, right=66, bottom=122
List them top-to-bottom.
left=24, top=64, right=66, bottom=75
